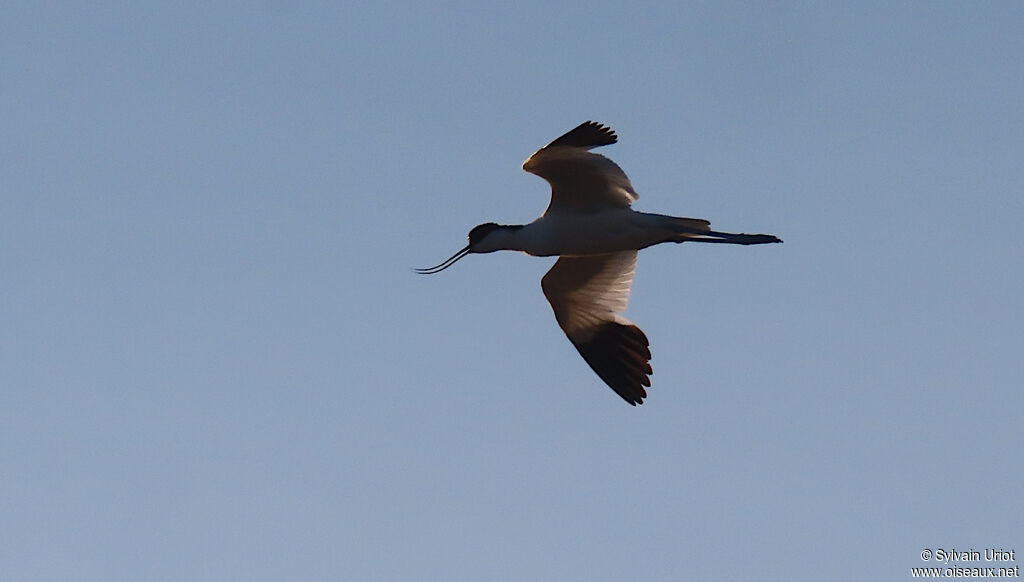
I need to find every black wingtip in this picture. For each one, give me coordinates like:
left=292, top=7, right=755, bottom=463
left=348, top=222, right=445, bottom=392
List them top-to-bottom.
left=543, top=121, right=618, bottom=150
left=571, top=322, right=652, bottom=406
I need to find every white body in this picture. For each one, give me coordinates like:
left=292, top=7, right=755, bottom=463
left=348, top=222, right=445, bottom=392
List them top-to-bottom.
left=483, top=210, right=704, bottom=257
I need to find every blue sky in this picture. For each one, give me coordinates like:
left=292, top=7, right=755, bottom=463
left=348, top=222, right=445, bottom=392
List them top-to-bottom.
left=3, top=2, right=1022, bottom=580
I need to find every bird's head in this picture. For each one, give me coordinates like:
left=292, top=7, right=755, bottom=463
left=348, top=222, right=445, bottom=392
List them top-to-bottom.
left=415, top=222, right=523, bottom=274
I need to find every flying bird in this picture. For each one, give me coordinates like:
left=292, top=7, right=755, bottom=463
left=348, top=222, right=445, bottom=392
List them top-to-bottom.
left=417, top=121, right=781, bottom=405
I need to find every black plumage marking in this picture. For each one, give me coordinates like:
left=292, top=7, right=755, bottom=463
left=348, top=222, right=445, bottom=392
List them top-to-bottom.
left=541, top=121, right=618, bottom=150
left=570, top=322, right=652, bottom=406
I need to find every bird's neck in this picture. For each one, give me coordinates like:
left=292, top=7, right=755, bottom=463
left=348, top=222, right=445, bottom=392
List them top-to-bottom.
left=476, top=224, right=527, bottom=253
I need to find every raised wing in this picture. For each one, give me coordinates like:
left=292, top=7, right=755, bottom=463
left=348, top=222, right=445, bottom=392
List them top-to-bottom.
left=522, top=121, right=639, bottom=214
left=541, top=251, right=652, bottom=405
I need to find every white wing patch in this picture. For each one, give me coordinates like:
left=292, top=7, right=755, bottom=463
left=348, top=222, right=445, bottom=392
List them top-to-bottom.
left=541, top=251, right=638, bottom=337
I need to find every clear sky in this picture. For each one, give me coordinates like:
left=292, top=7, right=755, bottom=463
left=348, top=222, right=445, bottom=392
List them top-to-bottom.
left=3, top=2, right=1022, bottom=580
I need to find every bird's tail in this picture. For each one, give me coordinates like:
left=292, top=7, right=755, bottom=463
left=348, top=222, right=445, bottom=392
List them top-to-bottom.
left=670, top=216, right=712, bottom=232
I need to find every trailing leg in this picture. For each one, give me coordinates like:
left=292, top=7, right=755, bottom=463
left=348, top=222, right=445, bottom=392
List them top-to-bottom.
left=674, top=229, right=782, bottom=245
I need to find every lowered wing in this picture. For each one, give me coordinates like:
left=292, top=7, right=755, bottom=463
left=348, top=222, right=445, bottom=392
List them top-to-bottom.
left=541, top=251, right=652, bottom=405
